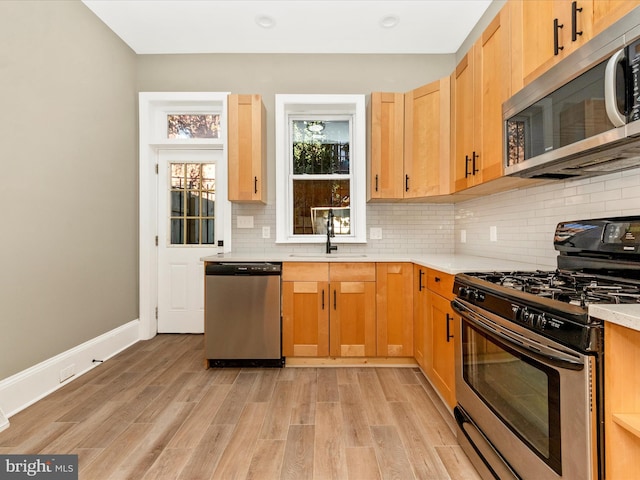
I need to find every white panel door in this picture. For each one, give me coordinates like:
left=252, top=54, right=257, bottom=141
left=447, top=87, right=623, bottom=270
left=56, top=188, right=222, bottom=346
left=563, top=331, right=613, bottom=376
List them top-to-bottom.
left=157, top=149, right=223, bottom=333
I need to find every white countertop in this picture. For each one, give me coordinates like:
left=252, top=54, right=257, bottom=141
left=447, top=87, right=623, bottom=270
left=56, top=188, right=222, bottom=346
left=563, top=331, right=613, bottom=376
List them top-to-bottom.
left=201, top=252, right=545, bottom=275
left=590, top=304, right=640, bottom=332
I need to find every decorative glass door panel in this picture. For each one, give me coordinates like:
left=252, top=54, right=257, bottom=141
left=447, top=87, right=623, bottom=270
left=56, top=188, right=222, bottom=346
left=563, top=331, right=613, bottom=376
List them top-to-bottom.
left=169, top=163, right=215, bottom=245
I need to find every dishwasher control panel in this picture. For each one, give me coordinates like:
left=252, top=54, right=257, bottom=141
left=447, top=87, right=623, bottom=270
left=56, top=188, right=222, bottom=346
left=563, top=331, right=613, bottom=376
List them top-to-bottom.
left=205, top=262, right=282, bottom=275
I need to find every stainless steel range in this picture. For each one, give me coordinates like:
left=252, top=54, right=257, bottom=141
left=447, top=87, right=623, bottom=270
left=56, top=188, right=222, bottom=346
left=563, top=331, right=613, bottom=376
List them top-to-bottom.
left=452, top=216, right=640, bottom=480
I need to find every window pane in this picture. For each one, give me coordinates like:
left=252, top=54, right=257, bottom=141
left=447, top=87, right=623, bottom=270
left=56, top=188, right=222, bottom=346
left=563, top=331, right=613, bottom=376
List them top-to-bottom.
left=167, top=114, right=220, bottom=139
left=292, top=120, right=350, bottom=174
left=292, top=179, right=350, bottom=235
left=171, top=190, right=184, bottom=216
left=186, top=191, right=200, bottom=216
left=202, top=192, right=215, bottom=216
left=171, top=219, right=184, bottom=244
left=186, top=219, right=199, bottom=244
left=201, top=219, right=215, bottom=244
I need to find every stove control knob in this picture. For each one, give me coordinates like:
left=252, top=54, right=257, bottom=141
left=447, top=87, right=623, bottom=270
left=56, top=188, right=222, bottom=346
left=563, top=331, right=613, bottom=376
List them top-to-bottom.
left=515, top=306, right=530, bottom=324
left=534, top=314, right=548, bottom=329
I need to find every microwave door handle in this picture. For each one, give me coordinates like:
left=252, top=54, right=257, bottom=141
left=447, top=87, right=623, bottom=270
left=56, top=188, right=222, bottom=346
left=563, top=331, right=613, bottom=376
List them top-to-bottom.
left=604, top=48, right=627, bottom=128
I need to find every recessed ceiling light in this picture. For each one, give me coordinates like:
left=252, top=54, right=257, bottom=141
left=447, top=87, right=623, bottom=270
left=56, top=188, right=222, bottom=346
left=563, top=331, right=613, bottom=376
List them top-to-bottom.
left=255, top=15, right=276, bottom=29
left=379, top=15, right=399, bottom=29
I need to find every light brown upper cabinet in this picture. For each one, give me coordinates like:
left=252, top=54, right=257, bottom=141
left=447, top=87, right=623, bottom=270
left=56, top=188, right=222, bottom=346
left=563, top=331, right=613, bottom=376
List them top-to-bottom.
left=510, top=0, right=593, bottom=89
left=592, top=0, right=640, bottom=35
left=453, top=7, right=510, bottom=192
left=405, top=78, right=452, bottom=197
left=368, top=80, right=451, bottom=201
left=369, top=92, right=405, bottom=200
left=227, top=94, right=266, bottom=203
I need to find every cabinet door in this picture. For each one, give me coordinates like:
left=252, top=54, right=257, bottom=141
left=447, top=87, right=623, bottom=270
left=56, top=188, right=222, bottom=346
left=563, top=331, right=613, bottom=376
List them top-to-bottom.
left=513, top=0, right=593, bottom=87
left=593, top=0, right=640, bottom=35
left=476, top=8, right=510, bottom=184
left=453, top=53, right=475, bottom=192
left=404, top=78, right=452, bottom=197
left=369, top=92, right=405, bottom=200
left=227, top=94, right=266, bottom=203
left=329, top=262, right=376, bottom=357
left=282, top=263, right=329, bottom=357
left=376, top=263, right=413, bottom=356
left=413, top=265, right=428, bottom=370
left=282, top=280, right=329, bottom=357
left=330, top=281, right=377, bottom=357
left=426, top=291, right=456, bottom=409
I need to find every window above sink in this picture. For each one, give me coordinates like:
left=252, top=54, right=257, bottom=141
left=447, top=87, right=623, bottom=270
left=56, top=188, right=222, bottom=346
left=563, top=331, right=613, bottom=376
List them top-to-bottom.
left=275, top=94, right=366, bottom=245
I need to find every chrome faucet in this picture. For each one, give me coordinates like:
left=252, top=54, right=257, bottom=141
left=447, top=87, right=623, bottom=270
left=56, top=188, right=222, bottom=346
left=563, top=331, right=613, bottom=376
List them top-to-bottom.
left=326, top=208, right=337, bottom=254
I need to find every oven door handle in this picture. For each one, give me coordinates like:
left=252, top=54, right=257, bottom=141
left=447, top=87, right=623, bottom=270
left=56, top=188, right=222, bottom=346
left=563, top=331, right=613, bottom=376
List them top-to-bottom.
left=453, top=300, right=585, bottom=371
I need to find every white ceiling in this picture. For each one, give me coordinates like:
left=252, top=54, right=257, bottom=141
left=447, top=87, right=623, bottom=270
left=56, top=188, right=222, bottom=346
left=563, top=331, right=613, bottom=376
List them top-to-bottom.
left=81, top=0, right=493, bottom=55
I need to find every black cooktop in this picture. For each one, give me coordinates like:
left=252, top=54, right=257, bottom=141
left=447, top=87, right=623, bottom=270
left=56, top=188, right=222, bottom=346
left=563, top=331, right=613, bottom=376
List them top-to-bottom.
left=461, top=269, right=640, bottom=307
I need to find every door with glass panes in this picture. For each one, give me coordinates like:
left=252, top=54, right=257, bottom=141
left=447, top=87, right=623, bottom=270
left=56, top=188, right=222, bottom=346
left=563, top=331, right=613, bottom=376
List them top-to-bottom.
left=157, top=149, right=224, bottom=333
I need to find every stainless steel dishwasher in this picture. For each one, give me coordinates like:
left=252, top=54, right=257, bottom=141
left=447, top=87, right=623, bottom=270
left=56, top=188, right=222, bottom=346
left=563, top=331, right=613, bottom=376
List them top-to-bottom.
left=204, top=262, right=283, bottom=367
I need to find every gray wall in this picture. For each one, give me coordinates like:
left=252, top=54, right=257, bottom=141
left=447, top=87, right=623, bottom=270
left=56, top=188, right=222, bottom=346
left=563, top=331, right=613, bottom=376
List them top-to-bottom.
left=0, top=1, right=138, bottom=379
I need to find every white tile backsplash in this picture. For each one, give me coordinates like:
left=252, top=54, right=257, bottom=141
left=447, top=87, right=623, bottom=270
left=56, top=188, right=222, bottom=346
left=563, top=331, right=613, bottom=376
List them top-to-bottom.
left=229, top=167, right=640, bottom=264
left=454, top=168, right=640, bottom=267
left=232, top=203, right=456, bottom=256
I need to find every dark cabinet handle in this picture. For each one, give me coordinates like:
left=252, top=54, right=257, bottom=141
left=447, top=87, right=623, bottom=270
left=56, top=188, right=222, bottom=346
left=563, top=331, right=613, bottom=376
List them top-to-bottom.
left=572, top=1, right=583, bottom=41
left=554, top=18, right=564, bottom=56
left=472, top=151, right=479, bottom=175
left=464, top=155, right=470, bottom=178
left=375, top=174, right=379, bottom=192
left=405, top=174, right=409, bottom=192
left=254, top=176, right=258, bottom=194
left=418, top=269, right=425, bottom=291
left=435, top=276, right=441, bottom=283
left=322, top=289, right=325, bottom=310
left=333, top=289, right=337, bottom=310
left=446, top=314, right=454, bottom=342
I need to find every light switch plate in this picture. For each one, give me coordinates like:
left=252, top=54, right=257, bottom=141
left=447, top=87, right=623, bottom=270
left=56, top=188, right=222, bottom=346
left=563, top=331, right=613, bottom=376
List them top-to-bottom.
left=237, top=216, right=254, bottom=229
left=262, top=226, right=270, bottom=239
left=461, top=229, right=467, bottom=243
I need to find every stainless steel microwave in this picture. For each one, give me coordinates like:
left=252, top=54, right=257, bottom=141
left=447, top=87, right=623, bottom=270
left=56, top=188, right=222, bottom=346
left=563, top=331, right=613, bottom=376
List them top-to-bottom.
left=503, top=8, right=640, bottom=179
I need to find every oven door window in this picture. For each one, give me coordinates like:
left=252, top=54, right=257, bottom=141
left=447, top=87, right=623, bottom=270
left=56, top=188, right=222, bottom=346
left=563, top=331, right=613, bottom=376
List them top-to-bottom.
left=462, top=321, right=562, bottom=475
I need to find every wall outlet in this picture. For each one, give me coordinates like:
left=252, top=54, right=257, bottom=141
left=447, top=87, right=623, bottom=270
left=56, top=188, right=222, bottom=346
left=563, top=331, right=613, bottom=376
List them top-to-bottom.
left=237, top=216, right=254, bottom=228
left=262, top=226, right=270, bottom=239
left=490, top=226, right=498, bottom=242
left=370, top=227, right=382, bottom=240
left=460, top=229, right=466, bottom=243
left=59, top=364, right=76, bottom=383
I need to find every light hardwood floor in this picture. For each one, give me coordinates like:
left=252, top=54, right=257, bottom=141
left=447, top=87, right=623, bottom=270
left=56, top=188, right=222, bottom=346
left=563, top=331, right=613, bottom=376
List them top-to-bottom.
left=0, top=334, right=481, bottom=480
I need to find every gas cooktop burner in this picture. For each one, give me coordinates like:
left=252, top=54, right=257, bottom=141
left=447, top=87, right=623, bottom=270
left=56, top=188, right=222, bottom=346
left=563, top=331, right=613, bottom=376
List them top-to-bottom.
left=466, top=270, right=640, bottom=307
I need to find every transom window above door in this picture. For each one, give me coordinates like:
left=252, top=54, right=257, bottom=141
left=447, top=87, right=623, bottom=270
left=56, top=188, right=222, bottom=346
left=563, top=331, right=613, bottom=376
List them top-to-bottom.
left=275, top=94, right=366, bottom=244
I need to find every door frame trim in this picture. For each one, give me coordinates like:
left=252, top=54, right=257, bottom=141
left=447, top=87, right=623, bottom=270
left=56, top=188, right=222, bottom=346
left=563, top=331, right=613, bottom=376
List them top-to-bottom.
left=138, top=92, right=230, bottom=339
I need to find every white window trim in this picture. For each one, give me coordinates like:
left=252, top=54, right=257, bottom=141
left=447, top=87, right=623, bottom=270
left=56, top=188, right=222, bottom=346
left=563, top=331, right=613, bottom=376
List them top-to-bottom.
left=138, top=92, right=231, bottom=340
left=275, top=94, right=367, bottom=244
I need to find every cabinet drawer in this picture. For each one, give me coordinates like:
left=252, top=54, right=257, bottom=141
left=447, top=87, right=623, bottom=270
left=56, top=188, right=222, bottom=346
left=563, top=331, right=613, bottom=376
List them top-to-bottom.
left=282, top=262, right=328, bottom=281
left=330, top=262, right=376, bottom=282
left=427, top=269, right=455, bottom=300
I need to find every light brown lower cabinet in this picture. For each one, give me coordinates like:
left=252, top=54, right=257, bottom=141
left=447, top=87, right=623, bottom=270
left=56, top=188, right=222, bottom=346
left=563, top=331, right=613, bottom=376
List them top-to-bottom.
left=282, top=262, right=376, bottom=358
left=376, top=263, right=414, bottom=356
left=414, top=266, right=457, bottom=409
left=604, top=322, right=640, bottom=479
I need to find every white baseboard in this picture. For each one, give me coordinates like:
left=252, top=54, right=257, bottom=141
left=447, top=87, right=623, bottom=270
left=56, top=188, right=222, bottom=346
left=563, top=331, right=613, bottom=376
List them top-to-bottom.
left=0, top=320, right=140, bottom=419
left=0, top=407, right=8, bottom=432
